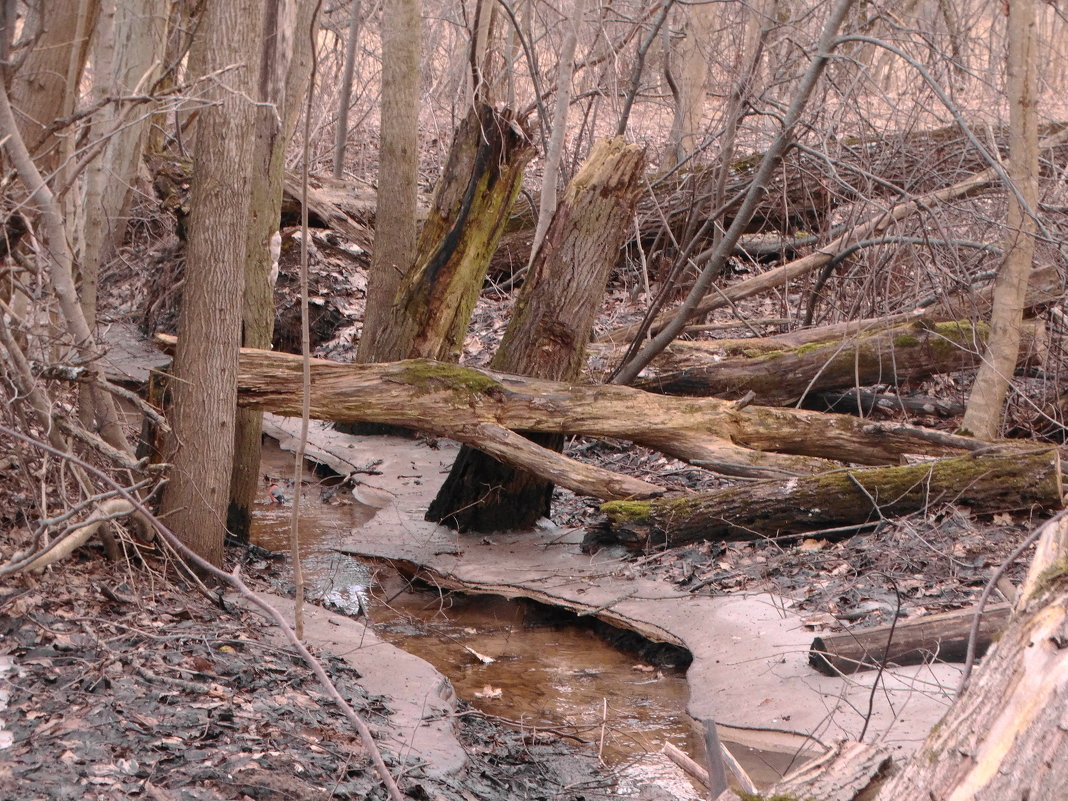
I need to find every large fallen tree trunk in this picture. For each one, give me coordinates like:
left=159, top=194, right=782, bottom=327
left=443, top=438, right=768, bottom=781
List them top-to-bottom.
left=628, top=318, right=1045, bottom=404
left=157, top=336, right=991, bottom=486
left=589, top=449, right=1062, bottom=550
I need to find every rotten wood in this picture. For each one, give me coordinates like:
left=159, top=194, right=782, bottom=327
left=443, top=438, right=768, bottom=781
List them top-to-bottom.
left=375, top=103, right=535, bottom=363
left=428, top=137, right=645, bottom=531
left=156, top=336, right=1000, bottom=502
left=589, top=450, right=1062, bottom=550
left=871, top=513, right=1068, bottom=800
left=809, top=603, right=1013, bottom=675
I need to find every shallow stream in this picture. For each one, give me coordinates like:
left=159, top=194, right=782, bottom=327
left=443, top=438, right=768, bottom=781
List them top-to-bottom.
left=250, top=443, right=793, bottom=787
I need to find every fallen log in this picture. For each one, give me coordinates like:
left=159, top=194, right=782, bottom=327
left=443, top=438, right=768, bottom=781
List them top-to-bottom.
left=628, top=318, right=1045, bottom=404
left=157, top=336, right=991, bottom=490
left=589, top=450, right=1062, bottom=550
left=808, top=603, right=1012, bottom=676
left=714, top=739, right=892, bottom=801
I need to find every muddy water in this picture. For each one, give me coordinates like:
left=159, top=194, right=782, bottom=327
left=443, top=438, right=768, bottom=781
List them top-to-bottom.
left=250, top=453, right=703, bottom=768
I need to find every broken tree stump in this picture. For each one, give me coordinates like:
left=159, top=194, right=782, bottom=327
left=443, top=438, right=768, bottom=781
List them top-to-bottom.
left=369, top=103, right=534, bottom=363
left=428, top=137, right=645, bottom=531
left=589, top=449, right=1062, bottom=550
left=809, top=603, right=1013, bottom=675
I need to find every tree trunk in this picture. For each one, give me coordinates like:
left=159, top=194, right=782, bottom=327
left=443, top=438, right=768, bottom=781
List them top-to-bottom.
left=79, top=0, right=168, bottom=329
left=159, top=0, right=262, bottom=567
left=229, top=0, right=317, bottom=542
left=332, top=0, right=363, bottom=178
left=356, top=0, right=422, bottom=364
left=664, top=0, right=715, bottom=168
left=961, top=0, right=1039, bottom=439
left=10, top=1, right=99, bottom=169
left=380, top=103, right=534, bottom=362
left=427, top=137, right=645, bottom=531
left=629, top=318, right=1045, bottom=405
left=590, top=449, right=1062, bottom=550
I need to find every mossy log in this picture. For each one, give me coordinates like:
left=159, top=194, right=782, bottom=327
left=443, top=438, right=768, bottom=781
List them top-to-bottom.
left=628, top=318, right=1045, bottom=404
left=158, top=335, right=996, bottom=497
left=590, top=450, right=1062, bottom=550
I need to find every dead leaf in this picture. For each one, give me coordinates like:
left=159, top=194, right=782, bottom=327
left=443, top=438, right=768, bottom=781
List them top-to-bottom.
left=463, top=646, right=496, bottom=664
left=474, top=685, right=502, bottom=699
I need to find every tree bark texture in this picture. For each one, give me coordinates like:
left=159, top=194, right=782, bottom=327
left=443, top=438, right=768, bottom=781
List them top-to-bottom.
left=10, top=0, right=99, bottom=169
left=80, top=0, right=168, bottom=330
left=159, top=0, right=262, bottom=567
left=230, top=0, right=317, bottom=542
left=357, top=0, right=422, bottom=363
left=383, top=103, right=534, bottom=362
left=427, top=137, right=645, bottom=531
left=629, top=318, right=1044, bottom=405
left=591, top=449, right=1061, bottom=550
left=809, top=603, right=1012, bottom=676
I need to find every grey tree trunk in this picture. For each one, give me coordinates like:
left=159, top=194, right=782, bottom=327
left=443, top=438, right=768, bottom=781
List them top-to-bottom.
left=160, top=0, right=263, bottom=567
left=229, top=0, right=319, bottom=542
left=357, top=0, right=422, bottom=363
left=961, top=0, right=1039, bottom=439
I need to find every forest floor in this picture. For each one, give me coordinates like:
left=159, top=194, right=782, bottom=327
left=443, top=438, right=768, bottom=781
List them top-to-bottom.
left=0, top=199, right=1052, bottom=800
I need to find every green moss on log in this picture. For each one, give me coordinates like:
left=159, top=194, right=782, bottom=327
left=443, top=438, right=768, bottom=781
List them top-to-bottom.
left=396, top=360, right=504, bottom=399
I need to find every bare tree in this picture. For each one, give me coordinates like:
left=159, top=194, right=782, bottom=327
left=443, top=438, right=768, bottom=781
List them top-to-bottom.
left=159, top=0, right=264, bottom=566
left=229, top=0, right=320, bottom=542
left=357, top=0, right=422, bottom=363
left=961, top=0, right=1039, bottom=439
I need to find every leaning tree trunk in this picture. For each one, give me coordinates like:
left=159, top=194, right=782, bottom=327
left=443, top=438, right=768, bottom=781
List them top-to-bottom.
left=375, top=102, right=533, bottom=363
left=427, top=137, right=645, bottom=531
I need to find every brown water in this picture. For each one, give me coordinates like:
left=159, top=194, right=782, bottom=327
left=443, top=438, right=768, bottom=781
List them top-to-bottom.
left=249, top=445, right=790, bottom=786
